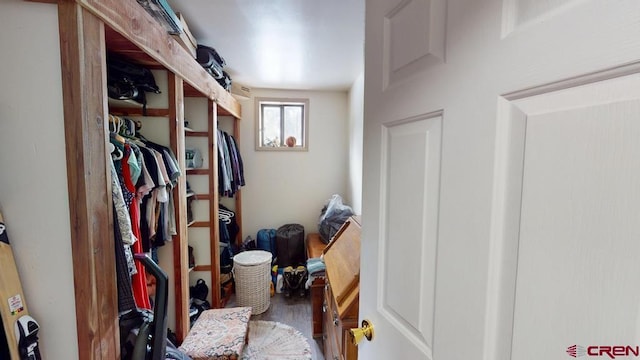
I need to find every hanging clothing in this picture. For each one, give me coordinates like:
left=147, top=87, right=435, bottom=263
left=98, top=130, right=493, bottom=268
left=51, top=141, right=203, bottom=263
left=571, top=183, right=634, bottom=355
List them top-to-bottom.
left=109, top=116, right=184, bottom=312
left=217, top=130, right=245, bottom=197
left=217, top=130, right=232, bottom=195
left=226, top=133, right=245, bottom=191
left=119, top=144, right=151, bottom=310
left=110, top=150, right=136, bottom=247
left=110, top=151, right=150, bottom=310
left=113, top=205, right=137, bottom=314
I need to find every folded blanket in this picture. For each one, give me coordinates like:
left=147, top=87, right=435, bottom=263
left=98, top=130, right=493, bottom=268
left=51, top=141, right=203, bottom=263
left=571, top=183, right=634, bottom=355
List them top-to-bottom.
left=306, top=257, right=326, bottom=275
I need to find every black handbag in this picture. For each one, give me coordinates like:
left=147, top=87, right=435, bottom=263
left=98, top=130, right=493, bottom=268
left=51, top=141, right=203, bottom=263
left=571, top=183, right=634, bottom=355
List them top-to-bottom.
left=107, top=55, right=161, bottom=114
left=189, top=279, right=209, bottom=301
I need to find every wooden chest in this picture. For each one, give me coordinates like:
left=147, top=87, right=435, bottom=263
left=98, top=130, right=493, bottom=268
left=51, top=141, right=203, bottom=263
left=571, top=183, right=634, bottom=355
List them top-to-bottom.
left=322, top=216, right=361, bottom=360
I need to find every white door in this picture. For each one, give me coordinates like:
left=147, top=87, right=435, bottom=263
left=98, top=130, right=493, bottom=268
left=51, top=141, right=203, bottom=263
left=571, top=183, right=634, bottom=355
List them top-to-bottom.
left=360, top=1, right=640, bottom=359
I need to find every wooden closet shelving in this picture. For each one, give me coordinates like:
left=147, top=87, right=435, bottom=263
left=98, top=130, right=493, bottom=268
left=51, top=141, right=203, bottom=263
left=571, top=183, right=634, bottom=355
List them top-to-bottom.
left=40, top=0, right=243, bottom=357
left=184, top=89, right=243, bottom=308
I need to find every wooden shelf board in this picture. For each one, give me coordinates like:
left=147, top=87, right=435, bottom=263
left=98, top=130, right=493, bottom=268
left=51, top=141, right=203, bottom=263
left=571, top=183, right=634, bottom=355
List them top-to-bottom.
left=109, top=106, right=170, bottom=117
left=185, top=131, right=208, bottom=137
left=186, top=169, right=210, bottom=175
left=193, top=193, right=212, bottom=200
left=190, top=221, right=211, bottom=228
left=193, top=265, right=212, bottom=272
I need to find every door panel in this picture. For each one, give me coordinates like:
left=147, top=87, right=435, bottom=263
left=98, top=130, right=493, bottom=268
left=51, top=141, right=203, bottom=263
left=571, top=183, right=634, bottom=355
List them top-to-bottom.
left=383, top=0, right=446, bottom=88
left=502, top=0, right=583, bottom=35
left=486, top=73, right=640, bottom=360
left=514, top=99, right=640, bottom=360
left=379, top=113, right=442, bottom=356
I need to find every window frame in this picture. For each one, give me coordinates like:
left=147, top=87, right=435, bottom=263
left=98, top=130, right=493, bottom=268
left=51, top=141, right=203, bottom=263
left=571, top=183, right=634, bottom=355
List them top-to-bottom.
left=255, top=97, right=309, bottom=151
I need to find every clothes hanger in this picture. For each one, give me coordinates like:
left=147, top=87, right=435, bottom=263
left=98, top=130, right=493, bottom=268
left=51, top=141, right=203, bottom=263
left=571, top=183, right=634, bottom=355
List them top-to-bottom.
left=108, top=114, right=126, bottom=144
left=111, top=147, right=123, bottom=161
left=218, top=208, right=234, bottom=224
left=218, top=208, right=235, bottom=218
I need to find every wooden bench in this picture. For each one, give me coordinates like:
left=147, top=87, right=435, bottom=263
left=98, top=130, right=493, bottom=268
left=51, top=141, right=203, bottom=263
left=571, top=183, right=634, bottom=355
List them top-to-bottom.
left=306, top=233, right=327, bottom=337
left=306, top=233, right=327, bottom=259
left=178, top=307, right=251, bottom=360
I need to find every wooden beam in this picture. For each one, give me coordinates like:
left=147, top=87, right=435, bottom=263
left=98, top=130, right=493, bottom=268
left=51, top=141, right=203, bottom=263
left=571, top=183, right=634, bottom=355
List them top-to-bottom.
left=77, top=0, right=241, bottom=118
left=57, top=2, right=119, bottom=359
left=168, top=73, right=190, bottom=342
left=210, top=100, right=222, bottom=308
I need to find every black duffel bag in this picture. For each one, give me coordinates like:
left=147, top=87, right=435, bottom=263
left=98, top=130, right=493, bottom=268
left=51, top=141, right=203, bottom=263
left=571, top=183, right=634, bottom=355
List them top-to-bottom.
left=196, top=45, right=226, bottom=79
left=275, top=224, right=305, bottom=268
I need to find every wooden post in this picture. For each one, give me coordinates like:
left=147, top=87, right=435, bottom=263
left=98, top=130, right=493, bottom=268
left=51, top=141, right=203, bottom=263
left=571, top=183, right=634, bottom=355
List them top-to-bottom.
left=57, top=2, right=119, bottom=359
left=168, top=73, right=190, bottom=341
left=210, top=100, right=222, bottom=307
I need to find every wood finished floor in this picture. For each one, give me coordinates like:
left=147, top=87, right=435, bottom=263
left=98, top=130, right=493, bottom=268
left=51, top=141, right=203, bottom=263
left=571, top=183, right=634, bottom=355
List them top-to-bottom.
left=226, top=292, right=325, bottom=360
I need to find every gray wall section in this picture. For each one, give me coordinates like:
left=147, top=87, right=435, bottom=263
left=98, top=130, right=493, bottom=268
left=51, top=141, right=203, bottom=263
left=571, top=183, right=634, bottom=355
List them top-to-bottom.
left=0, top=1, right=79, bottom=359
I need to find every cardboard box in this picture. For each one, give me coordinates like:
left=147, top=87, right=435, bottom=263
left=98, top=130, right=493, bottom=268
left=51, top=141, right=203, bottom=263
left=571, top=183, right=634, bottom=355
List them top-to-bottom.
left=172, top=12, right=197, bottom=58
left=177, top=13, right=197, bottom=49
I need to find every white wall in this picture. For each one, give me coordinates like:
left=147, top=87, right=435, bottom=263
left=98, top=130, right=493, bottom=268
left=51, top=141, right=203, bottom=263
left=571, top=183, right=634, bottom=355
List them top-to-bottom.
left=0, top=1, right=79, bottom=358
left=347, top=73, right=364, bottom=215
left=237, top=89, right=350, bottom=239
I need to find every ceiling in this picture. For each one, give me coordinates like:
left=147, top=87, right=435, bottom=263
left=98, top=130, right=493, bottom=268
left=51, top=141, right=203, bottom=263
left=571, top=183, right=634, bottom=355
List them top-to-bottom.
left=166, top=0, right=365, bottom=91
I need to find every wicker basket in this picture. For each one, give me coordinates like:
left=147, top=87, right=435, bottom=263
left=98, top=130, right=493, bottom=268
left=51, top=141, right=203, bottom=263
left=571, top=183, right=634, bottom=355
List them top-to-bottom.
left=233, top=250, right=272, bottom=315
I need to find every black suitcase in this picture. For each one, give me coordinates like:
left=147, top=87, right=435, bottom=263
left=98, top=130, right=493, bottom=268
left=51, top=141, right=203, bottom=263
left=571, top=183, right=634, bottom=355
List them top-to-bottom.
left=196, top=45, right=226, bottom=79
left=275, top=224, right=305, bottom=267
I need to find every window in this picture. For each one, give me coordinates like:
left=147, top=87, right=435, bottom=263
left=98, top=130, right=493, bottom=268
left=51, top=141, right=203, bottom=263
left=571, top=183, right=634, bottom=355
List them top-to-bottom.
left=256, top=98, right=309, bottom=151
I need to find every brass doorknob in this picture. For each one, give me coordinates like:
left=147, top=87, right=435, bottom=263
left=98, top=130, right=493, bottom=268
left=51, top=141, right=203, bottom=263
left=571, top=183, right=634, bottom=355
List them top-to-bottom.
left=349, top=319, right=374, bottom=345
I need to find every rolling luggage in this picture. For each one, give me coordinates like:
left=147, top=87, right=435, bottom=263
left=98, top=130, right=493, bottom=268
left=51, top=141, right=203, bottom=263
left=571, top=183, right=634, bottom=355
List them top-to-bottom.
left=275, top=224, right=305, bottom=268
left=256, top=229, right=277, bottom=262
